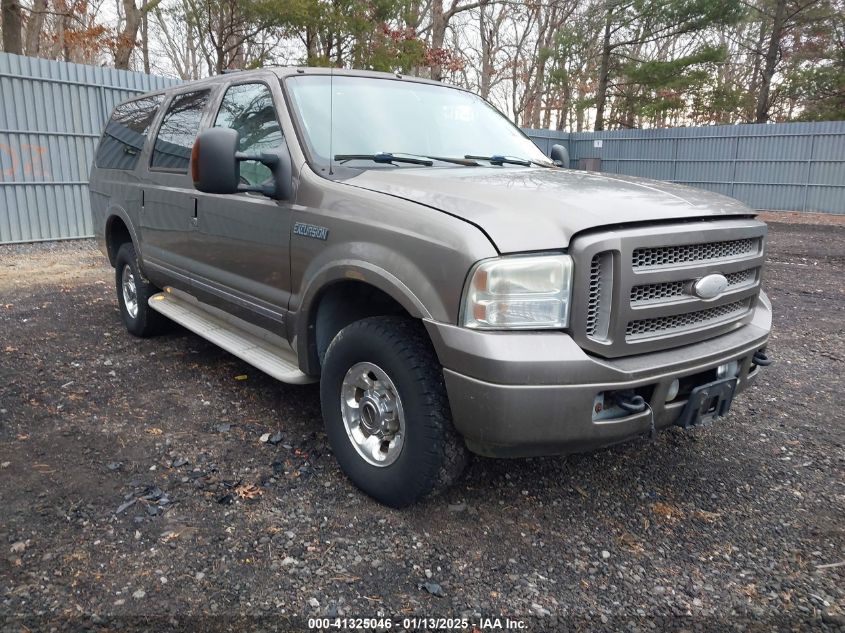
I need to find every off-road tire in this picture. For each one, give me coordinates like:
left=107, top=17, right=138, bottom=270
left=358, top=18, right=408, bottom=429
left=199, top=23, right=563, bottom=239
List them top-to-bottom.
left=114, top=242, right=166, bottom=338
left=320, top=316, right=469, bottom=507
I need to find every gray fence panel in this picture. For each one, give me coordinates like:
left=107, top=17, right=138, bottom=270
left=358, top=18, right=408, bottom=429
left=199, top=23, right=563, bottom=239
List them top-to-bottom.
left=0, top=52, right=181, bottom=243
left=523, top=121, right=845, bottom=214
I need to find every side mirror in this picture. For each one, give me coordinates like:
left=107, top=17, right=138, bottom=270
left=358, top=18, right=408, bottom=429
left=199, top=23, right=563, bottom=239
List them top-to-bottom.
left=192, top=127, right=293, bottom=201
left=192, top=127, right=239, bottom=194
left=550, top=144, right=569, bottom=168
left=258, top=146, right=294, bottom=202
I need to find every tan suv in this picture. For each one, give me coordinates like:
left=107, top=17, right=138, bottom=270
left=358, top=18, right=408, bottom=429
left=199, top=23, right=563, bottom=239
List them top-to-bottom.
left=89, top=68, right=772, bottom=506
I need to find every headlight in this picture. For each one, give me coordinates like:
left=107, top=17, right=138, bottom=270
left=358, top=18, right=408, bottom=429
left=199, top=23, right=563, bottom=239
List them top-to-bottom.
left=461, top=254, right=573, bottom=329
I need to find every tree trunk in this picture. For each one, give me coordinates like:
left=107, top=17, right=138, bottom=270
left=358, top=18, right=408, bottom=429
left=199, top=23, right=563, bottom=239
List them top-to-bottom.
left=1, top=0, right=23, bottom=54
left=24, top=0, right=46, bottom=56
left=114, top=0, right=141, bottom=69
left=430, top=0, right=446, bottom=81
left=755, top=0, right=787, bottom=123
left=478, top=6, right=492, bottom=98
left=61, top=10, right=71, bottom=60
left=141, top=10, right=150, bottom=73
left=593, top=12, right=613, bottom=131
left=305, top=25, right=317, bottom=64
left=215, top=43, right=225, bottom=74
left=558, top=82, right=571, bottom=131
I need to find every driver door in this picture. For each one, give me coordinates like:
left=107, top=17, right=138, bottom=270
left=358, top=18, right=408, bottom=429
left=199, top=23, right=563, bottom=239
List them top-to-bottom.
left=188, top=79, right=293, bottom=334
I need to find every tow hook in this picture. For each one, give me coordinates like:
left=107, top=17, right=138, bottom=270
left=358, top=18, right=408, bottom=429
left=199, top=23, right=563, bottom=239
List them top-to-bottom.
left=753, top=349, right=773, bottom=367
left=615, top=392, right=656, bottom=439
left=617, top=393, right=647, bottom=414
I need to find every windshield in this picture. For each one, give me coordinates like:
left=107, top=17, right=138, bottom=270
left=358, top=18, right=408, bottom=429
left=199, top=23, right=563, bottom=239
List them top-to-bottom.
left=285, top=75, right=551, bottom=167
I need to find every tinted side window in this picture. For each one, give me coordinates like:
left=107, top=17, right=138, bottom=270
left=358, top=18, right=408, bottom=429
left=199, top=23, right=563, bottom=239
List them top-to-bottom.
left=214, top=83, right=282, bottom=186
left=151, top=90, right=210, bottom=172
left=96, top=96, right=162, bottom=170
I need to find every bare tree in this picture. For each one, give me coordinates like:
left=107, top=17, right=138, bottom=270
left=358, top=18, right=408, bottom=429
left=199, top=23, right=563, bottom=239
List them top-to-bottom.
left=114, top=0, right=163, bottom=69
left=151, top=0, right=203, bottom=79
left=427, top=0, right=489, bottom=81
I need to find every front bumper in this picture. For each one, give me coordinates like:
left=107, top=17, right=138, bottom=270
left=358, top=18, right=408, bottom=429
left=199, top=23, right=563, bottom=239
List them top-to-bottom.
left=424, top=293, right=772, bottom=458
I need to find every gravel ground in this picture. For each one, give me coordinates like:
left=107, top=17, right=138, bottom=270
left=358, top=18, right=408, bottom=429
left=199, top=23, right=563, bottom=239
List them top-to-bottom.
left=0, top=219, right=843, bottom=632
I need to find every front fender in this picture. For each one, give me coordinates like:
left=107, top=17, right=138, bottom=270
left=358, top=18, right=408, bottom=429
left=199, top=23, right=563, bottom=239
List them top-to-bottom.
left=292, top=252, right=442, bottom=372
left=298, top=259, right=433, bottom=321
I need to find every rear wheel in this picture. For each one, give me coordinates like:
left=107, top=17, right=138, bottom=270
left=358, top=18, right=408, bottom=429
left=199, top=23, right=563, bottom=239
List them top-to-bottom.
left=114, top=242, right=166, bottom=337
left=320, top=316, right=468, bottom=507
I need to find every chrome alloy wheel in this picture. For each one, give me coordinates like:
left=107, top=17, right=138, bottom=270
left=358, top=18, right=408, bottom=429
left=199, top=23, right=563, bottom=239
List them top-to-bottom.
left=121, top=264, right=139, bottom=319
left=340, top=362, right=405, bottom=467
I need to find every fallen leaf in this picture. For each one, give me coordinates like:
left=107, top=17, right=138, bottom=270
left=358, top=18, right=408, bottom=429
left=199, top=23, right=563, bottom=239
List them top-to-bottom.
left=145, top=427, right=163, bottom=435
left=234, top=483, right=262, bottom=500
left=651, top=501, right=685, bottom=522
left=693, top=510, right=722, bottom=523
left=618, top=532, right=645, bottom=554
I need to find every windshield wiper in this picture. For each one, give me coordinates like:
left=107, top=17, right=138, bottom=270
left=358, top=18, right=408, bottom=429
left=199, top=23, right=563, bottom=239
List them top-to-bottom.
left=334, top=152, right=433, bottom=166
left=465, top=154, right=546, bottom=167
left=425, top=155, right=482, bottom=166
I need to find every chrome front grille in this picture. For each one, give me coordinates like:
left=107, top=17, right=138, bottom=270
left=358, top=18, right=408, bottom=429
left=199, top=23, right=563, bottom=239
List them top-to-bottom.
left=570, top=219, right=767, bottom=358
left=632, top=238, right=759, bottom=269
left=586, top=252, right=613, bottom=340
left=586, top=256, right=602, bottom=336
left=630, top=268, right=757, bottom=306
left=630, top=279, right=686, bottom=305
left=626, top=300, right=750, bottom=339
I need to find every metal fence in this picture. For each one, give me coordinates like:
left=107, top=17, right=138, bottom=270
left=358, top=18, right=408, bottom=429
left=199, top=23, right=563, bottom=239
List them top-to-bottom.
left=0, top=52, right=180, bottom=243
left=1, top=53, right=843, bottom=245
left=524, top=121, right=845, bottom=214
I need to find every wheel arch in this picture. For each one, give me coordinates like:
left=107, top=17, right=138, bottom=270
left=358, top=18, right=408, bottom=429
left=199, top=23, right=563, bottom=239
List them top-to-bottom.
left=104, top=209, right=141, bottom=267
left=296, top=264, right=435, bottom=376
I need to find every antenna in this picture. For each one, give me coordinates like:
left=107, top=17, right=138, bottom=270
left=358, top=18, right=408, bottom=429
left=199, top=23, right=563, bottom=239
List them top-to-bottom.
left=329, top=62, right=334, bottom=176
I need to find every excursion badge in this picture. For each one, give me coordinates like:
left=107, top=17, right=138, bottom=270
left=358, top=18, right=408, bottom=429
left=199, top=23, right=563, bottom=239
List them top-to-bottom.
left=293, top=222, right=329, bottom=240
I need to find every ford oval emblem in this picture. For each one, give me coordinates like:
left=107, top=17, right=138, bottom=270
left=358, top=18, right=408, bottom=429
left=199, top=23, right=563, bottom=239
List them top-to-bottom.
left=692, top=273, right=729, bottom=300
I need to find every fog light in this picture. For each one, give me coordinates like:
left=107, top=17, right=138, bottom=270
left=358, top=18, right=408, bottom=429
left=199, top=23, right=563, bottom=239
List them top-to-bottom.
left=716, top=361, right=739, bottom=379
left=666, top=379, right=680, bottom=402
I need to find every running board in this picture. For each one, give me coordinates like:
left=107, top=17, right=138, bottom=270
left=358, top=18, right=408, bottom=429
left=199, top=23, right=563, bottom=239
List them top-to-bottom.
left=148, top=291, right=315, bottom=385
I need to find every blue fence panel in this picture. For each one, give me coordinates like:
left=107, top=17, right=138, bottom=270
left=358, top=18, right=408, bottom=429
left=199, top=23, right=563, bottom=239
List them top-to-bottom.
left=0, top=52, right=181, bottom=243
left=523, top=121, right=845, bottom=214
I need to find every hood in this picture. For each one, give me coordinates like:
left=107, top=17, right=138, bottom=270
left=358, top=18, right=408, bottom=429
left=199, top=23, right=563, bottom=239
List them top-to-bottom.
left=339, top=166, right=754, bottom=253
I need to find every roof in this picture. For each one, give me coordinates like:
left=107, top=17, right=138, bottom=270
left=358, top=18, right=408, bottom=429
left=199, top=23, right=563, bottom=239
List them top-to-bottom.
left=120, top=67, right=463, bottom=104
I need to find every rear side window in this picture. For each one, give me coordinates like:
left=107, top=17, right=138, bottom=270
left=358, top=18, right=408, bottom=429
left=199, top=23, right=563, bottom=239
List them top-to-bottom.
left=151, top=90, right=210, bottom=172
left=96, top=95, right=162, bottom=170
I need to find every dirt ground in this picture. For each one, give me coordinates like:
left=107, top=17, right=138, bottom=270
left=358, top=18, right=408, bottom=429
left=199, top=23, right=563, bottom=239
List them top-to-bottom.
left=0, top=218, right=843, bottom=632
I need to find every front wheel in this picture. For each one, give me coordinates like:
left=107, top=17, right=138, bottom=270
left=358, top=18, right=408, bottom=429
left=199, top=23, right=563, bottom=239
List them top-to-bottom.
left=320, top=316, right=469, bottom=507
